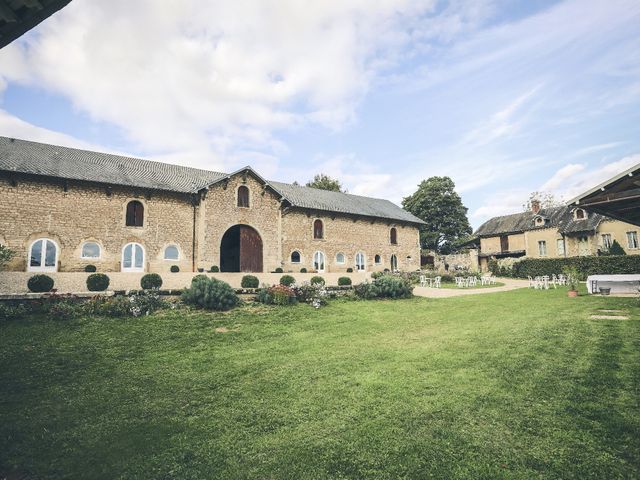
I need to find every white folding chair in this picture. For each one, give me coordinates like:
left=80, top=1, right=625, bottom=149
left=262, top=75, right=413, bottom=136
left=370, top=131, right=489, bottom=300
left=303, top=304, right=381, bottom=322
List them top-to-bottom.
left=434, top=276, right=441, bottom=288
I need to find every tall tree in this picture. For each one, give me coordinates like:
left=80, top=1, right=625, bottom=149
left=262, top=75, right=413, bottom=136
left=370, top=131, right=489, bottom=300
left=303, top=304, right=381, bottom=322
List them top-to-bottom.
left=305, top=173, right=345, bottom=192
left=402, top=176, right=472, bottom=253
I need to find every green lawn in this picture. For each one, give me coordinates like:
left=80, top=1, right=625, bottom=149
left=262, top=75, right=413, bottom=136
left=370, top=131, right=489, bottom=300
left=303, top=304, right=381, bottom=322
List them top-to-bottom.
left=1, top=289, right=639, bottom=479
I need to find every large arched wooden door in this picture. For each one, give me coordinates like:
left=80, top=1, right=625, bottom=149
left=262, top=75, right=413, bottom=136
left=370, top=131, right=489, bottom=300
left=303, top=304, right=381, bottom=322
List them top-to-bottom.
left=220, top=225, right=263, bottom=272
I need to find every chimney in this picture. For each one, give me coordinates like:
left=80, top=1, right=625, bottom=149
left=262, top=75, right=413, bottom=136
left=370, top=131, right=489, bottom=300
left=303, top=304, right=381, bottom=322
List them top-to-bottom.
left=531, top=199, right=541, bottom=214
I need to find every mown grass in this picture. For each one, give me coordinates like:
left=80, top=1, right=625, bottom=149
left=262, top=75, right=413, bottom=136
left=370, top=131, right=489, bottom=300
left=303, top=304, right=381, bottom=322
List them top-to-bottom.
left=1, top=289, right=639, bottom=479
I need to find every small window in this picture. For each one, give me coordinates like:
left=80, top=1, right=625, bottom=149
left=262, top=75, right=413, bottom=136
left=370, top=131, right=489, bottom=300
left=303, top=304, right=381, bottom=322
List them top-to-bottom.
left=237, top=185, right=250, bottom=208
left=126, top=200, right=144, bottom=227
left=574, top=208, right=586, bottom=220
left=534, top=216, right=544, bottom=226
left=313, top=219, right=324, bottom=239
left=390, top=227, right=397, bottom=245
left=627, top=231, right=639, bottom=249
left=601, top=234, right=612, bottom=249
left=28, top=238, right=58, bottom=272
left=556, top=239, right=565, bottom=256
left=538, top=240, right=547, bottom=257
left=81, top=242, right=101, bottom=259
left=122, top=242, right=145, bottom=272
left=164, top=245, right=179, bottom=261
left=291, top=251, right=301, bottom=263
left=313, top=251, right=325, bottom=272
left=336, top=252, right=345, bottom=264
left=355, top=252, right=365, bottom=271
left=374, top=254, right=381, bottom=264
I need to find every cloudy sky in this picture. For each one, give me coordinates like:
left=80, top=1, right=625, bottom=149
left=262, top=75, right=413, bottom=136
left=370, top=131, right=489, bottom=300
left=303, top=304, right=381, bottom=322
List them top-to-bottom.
left=1, top=0, right=639, bottom=228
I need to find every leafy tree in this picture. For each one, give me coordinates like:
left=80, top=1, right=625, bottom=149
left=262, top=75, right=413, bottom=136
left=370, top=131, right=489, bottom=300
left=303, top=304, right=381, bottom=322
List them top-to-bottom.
left=305, top=173, right=345, bottom=192
left=402, top=177, right=472, bottom=253
left=522, top=191, right=563, bottom=211
left=607, top=239, right=626, bottom=255
left=0, top=244, right=15, bottom=270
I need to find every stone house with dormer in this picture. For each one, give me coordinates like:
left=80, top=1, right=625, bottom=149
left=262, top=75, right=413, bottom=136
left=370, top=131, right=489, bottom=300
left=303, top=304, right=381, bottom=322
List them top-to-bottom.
left=0, top=136, right=424, bottom=274
left=474, top=200, right=640, bottom=271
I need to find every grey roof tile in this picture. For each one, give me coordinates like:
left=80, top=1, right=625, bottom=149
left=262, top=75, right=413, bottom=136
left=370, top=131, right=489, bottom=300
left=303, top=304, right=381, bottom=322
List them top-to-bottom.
left=0, top=136, right=424, bottom=225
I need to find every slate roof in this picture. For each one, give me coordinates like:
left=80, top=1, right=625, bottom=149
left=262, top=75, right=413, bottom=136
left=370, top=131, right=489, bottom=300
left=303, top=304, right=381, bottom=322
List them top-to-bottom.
left=0, top=136, right=424, bottom=225
left=474, top=206, right=605, bottom=237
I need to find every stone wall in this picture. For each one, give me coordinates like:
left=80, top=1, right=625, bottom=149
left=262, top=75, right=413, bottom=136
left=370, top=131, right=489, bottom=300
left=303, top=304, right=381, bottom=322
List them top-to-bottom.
left=280, top=209, right=421, bottom=273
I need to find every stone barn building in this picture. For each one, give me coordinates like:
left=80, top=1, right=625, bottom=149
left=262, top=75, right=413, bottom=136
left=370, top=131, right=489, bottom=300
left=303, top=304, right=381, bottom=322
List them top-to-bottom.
left=0, top=136, right=424, bottom=274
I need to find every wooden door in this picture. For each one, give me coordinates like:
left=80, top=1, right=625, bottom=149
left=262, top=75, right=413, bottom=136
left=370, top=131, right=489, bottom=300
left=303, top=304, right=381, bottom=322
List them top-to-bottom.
left=239, top=226, right=263, bottom=272
left=500, top=235, right=509, bottom=252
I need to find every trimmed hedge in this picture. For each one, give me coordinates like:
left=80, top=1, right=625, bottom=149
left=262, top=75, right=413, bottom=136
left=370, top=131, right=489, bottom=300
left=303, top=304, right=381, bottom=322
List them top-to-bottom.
left=495, top=255, right=640, bottom=280
left=84, top=264, right=97, bottom=272
left=170, top=265, right=180, bottom=273
left=210, top=265, right=219, bottom=272
left=274, top=267, right=284, bottom=273
left=300, top=267, right=307, bottom=273
left=87, top=273, right=110, bottom=292
left=141, top=273, right=163, bottom=290
left=27, top=274, right=54, bottom=293
left=241, top=275, right=259, bottom=288
left=279, top=275, right=295, bottom=286
left=310, top=276, right=325, bottom=286
left=338, top=276, right=352, bottom=286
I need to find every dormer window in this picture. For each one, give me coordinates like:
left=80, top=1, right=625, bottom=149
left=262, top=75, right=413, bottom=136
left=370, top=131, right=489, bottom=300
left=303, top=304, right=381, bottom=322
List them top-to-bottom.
left=574, top=208, right=586, bottom=220
left=534, top=216, right=545, bottom=227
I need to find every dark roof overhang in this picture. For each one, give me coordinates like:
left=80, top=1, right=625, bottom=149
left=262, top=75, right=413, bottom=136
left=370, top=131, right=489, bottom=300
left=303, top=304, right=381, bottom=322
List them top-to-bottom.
left=0, top=0, right=72, bottom=49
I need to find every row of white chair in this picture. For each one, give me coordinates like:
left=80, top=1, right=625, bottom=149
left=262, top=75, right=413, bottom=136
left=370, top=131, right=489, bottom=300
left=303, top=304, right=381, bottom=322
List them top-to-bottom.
left=528, top=274, right=567, bottom=290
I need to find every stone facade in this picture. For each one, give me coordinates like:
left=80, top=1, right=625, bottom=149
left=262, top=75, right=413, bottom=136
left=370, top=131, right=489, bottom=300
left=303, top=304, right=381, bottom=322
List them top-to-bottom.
left=0, top=170, right=422, bottom=274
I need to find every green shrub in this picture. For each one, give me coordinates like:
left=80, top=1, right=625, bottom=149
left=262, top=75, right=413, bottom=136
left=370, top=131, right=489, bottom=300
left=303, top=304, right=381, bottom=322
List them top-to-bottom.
left=607, top=240, right=626, bottom=255
left=0, top=244, right=16, bottom=269
left=510, top=255, right=640, bottom=279
left=84, top=264, right=97, bottom=272
left=170, top=265, right=180, bottom=273
left=210, top=265, right=219, bottom=272
left=275, top=267, right=284, bottom=273
left=300, top=267, right=307, bottom=273
left=346, top=267, right=353, bottom=273
left=370, top=271, right=384, bottom=280
left=86, top=273, right=110, bottom=292
left=140, top=273, right=163, bottom=290
left=27, top=274, right=54, bottom=293
left=440, top=274, right=454, bottom=283
left=241, top=275, right=260, bottom=288
left=280, top=275, right=295, bottom=286
left=374, top=275, right=413, bottom=298
left=182, top=276, right=239, bottom=311
left=310, top=276, right=325, bottom=286
left=338, top=276, right=352, bottom=286
left=354, top=281, right=379, bottom=299
left=269, top=284, right=295, bottom=305
left=256, top=288, right=273, bottom=305
left=128, top=290, right=167, bottom=316
left=97, top=296, right=131, bottom=317
left=49, top=301, right=83, bottom=320
left=0, top=303, right=28, bottom=321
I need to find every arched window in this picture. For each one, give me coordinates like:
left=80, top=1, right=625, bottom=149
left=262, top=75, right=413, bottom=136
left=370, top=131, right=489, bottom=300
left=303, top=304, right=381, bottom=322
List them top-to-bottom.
left=237, top=185, right=250, bottom=208
left=126, top=200, right=144, bottom=227
left=574, top=208, right=586, bottom=220
left=313, top=219, right=324, bottom=239
left=390, top=227, right=397, bottom=245
left=28, top=238, right=59, bottom=272
left=81, top=242, right=101, bottom=259
left=122, top=242, right=145, bottom=272
left=164, top=245, right=179, bottom=261
left=291, top=251, right=301, bottom=263
left=313, top=251, right=325, bottom=272
left=336, top=252, right=345, bottom=264
left=355, top=252, right=365, bottom=271
left=374, top=254, right=381, bottom=264
left=391, top=254, right=398, bottom=272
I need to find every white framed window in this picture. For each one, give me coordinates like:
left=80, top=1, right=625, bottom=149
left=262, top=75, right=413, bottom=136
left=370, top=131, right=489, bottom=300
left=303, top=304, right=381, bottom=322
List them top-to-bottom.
left=574, top=208, right=586, bottom=220
left=627, top=231, right=639, bottom=249
left=601, top=234, right=612, bottom=250
left=28, top=238, right=59, bottom=272
left=556, top=239, right=565, bottom=256
left=538, top=240, right=547, bottom=257
left=81, top=241, right=101, bottom=259
left=122, top=242, right=145, bottom=272
left=164, top=245, right=179, bottom=261
left=291, top=251, right=301, bottom=263
left=313, top=251, right=325, bottom=272
left=335, top=252, right=345, bottom=264
left=355, top=252, right=365, bottom=271
left=391, top=254, right=398, bottom=272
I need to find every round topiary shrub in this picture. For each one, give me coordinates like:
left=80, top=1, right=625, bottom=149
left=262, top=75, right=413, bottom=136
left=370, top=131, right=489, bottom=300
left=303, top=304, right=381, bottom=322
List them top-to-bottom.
left=84, top=264, right=97, bottom=272
left=170, top=265, right=180, bottom=273
left=210, top=265, right=219, bottom=272
left=275, top=267, right=284, bottom=273
left=300, top=267, right=307, bottom=273
left=346, top=267, right=353, bottom=273
left=86, top=273, right=110, bottom=292
left=140, top=273, right=163, bottom=290
left=27, top=274, right=54, bottom=293
left=241, top=275, right=260, bottom=288
left=280, top=275, right=295, bottom=286
left=182, top=276, right=239, bottom=311
left=310, top=276, right=325, bottom=286
left=338, top=276, right=352, bottom=286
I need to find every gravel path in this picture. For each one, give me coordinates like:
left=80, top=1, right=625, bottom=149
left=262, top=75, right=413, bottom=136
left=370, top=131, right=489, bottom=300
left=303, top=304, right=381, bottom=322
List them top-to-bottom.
left=413, top=278, right=530, bottom=298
